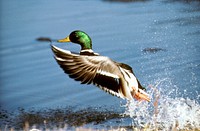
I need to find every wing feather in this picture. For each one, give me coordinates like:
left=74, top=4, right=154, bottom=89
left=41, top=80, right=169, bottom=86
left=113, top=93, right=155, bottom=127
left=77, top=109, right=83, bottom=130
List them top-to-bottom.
left=51, top=45, right=124, bottom=98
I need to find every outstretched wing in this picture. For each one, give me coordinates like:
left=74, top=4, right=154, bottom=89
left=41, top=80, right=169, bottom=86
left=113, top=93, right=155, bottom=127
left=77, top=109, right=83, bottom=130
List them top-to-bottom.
left=51, top=45, right=125, bottom=98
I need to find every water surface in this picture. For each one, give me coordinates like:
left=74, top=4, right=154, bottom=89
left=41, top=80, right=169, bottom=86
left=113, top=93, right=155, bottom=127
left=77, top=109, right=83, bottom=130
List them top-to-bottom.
left=0, top=0, right=200, bottom=130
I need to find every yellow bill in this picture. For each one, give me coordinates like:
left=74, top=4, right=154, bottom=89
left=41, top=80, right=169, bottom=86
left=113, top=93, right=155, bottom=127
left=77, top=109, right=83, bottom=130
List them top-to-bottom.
left=57, top=36, right=70, bottom=42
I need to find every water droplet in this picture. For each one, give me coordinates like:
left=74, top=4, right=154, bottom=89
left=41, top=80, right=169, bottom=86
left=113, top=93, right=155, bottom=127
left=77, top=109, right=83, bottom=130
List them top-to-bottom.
left=123, top=78, right=200, bottom=130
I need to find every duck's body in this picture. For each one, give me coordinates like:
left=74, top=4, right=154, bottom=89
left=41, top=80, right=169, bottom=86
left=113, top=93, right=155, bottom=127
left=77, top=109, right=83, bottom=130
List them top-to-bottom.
left=51, top=30, right=150, bottom=102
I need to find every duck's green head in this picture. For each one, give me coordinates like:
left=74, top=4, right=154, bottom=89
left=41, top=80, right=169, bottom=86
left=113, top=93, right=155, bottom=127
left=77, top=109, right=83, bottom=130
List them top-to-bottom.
left=57, top=30, right=92, bottom=50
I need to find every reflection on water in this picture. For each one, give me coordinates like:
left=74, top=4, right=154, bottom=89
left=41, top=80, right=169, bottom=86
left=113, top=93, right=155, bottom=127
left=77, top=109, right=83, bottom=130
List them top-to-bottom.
left=0, top=0, right=200, bottom=130
left=0, top=106, right=123, bottom=130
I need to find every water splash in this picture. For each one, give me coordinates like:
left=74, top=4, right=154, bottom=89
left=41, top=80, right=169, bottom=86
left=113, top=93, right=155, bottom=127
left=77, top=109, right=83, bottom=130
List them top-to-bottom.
left=123, top=78, right=200, bottom=130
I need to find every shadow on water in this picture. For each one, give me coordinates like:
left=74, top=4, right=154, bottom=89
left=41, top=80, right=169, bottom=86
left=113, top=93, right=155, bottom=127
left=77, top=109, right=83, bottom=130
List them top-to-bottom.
left=36, top=37, right=52, bottom=42
left=142, top=47, right=167, bottom=53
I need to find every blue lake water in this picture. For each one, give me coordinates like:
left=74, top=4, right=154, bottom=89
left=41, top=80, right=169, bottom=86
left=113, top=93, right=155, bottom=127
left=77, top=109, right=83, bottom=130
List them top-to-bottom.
left=0, top=0, right=200, bottom=130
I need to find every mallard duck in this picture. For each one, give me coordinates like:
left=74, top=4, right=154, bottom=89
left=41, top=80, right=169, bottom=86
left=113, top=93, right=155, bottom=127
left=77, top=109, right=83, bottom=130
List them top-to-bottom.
left=51, top=30, right=150, bottom=102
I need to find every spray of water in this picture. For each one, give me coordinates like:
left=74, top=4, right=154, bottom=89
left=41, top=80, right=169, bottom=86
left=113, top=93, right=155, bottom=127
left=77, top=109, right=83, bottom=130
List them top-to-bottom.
left=123, top=78, right=200, bottom=130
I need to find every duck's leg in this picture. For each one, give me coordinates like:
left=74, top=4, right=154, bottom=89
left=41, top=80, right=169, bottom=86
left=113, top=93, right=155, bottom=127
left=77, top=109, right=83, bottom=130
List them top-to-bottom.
left=131, top=88, right=150, bottom=102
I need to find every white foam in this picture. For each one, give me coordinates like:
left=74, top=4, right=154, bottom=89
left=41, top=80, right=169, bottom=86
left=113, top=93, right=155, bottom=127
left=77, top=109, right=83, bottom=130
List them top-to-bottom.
left=123, top=78, right=200, bottom=130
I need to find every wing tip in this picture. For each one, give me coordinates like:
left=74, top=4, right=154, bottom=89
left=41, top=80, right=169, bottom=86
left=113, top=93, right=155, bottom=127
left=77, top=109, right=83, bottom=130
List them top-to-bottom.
left=51, top=44, right=71, bottom=54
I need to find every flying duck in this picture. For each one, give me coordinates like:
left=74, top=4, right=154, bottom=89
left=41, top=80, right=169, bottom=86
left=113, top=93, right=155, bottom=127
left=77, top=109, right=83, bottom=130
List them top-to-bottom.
left=51, top=30, right=150, bottom=102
